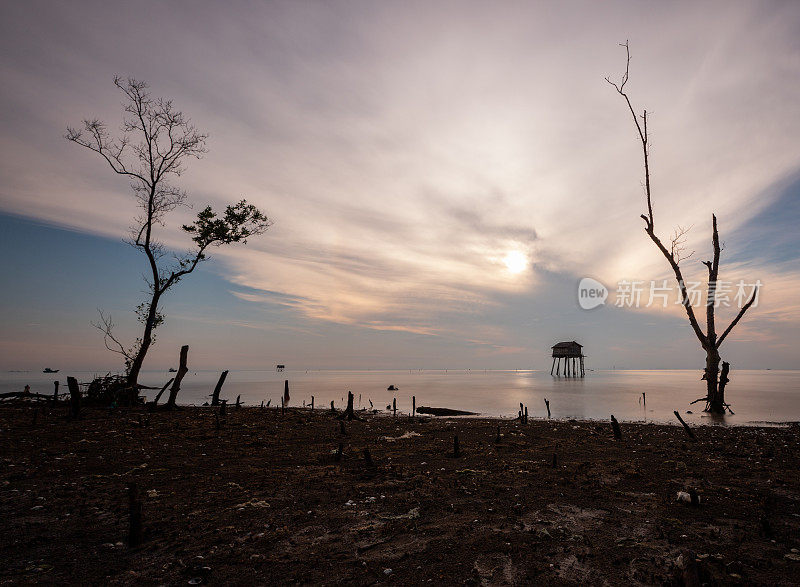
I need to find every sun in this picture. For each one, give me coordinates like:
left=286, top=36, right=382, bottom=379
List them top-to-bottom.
left=502, top=250, right=528, bottom=274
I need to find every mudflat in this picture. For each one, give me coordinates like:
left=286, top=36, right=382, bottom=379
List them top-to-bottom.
left=1, top=404, right=799, bottom=585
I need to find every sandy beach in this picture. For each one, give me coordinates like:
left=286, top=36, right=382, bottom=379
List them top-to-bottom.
left=1, top=403, right=799, bottom=585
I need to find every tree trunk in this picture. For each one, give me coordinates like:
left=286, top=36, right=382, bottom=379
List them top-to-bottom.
left=126, top=292, right=161, bottom=388
left=165, top=345, right=189, bottom=409
left=705, top=348, right=723, bottom=414
left=211, top=370, right=228, bottom=406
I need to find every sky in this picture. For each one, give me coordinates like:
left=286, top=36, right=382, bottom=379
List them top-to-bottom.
left=1, top=0, right=799, bottom=372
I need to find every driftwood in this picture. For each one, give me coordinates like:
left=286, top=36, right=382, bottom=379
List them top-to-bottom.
left=164, top=345, right=189, bottom=409
left=211, top=370, right=228, bottom=406
left=149, top=377, right=174, bottom=411
left=415, top=406, right=477, bottom=416
left=674, top=410, right=696, bottom=440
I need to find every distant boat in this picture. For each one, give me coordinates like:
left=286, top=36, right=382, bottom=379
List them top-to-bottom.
left=168, top=367, right=178, bottom=372
left=43, top=368, right=59, bottom=373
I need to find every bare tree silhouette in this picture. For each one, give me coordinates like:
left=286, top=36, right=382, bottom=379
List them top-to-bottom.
left=607, top=43, right=759, bottom=414
left=67, top=77, right=272, bottom=389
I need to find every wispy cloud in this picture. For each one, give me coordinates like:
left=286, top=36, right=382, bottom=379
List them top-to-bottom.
left=1, top=0, right=799, bottom=367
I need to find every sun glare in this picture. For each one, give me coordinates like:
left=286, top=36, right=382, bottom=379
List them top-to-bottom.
left=502, top=250, right=528, bottom=274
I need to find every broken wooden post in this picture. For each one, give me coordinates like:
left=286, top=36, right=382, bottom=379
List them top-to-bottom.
left=165, top=345, right=189, bottom=409
left=211, top=370, right=228, bottom=406
left=67, top=376, right=80, bottom=419
left=150, top=377, right=174, bottom=411
left=283, top=379, right=290, bottom=407
left=52, top=381, right=59, bottom=405
left=338, top=391, right=360, bottom=421
left=642, top=392, right=646, bottom=406
left=235, top=395, right=241, bottom=409
left=412, top=395, right=416, bottom=417
left=311, top=396, right=314, bottom=411
left=393, top=398, right=396, bottom=417
left=544, top=398, right=551, bottom=419
left=260, top=400, right=264, bottom=409
left=330, top=400, right=335, bottom=412
left=524, top=406, right=528, bottom=424
left=674, top=410, right=696, bottom=440
left=610, top=414, right=622, bottom=440
left=453, top=435, right=460, bottom=457
left=127, top=482, right=142, bottom=547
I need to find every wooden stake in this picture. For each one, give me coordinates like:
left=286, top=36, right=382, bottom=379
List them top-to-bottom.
left=283, top=379, right=290, bottom=406
left=52, top=380, right=59, bottom=405
left=235, top=394, right=241, bottom=409
left=412, top=395, right=416, bottom=417
left=311, top=396, right=314, bottom=411
left=393, top=398, right=396, bottom=417
left=544, top=398, right=551, bottom=419
left=330, top=400, right=335, bottom=412
left=524, top=406, right=528, bottom=424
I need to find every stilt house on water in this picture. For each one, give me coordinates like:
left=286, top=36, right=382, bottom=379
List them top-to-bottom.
left=550, top=341, right=585, bottom=377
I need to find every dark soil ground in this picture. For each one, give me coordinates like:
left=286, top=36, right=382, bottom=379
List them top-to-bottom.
left=1, top=404, right=799, bottom=585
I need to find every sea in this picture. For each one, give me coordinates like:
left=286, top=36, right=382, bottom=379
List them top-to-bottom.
left=3, top=368, right=799, bottom=426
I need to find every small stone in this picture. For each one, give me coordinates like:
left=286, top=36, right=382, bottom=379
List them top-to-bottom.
left=383, top=568, right=392, bottom=575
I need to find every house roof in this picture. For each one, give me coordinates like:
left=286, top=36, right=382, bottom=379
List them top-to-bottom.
left=551, top=341, right=582, bottom=348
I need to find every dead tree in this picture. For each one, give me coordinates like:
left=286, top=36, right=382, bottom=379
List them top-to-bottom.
left=607, top=42, right=759, bottom=414
left=66, top=77, right=271, bottom=390
left=164, top=345, right=188, bottom=409
left=211, top=370, right=228, bottom=406
left=338, top=391, right=361, bottom=421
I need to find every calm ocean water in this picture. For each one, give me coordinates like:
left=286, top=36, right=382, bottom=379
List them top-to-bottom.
left=3, top=369, right=799, bottom=426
